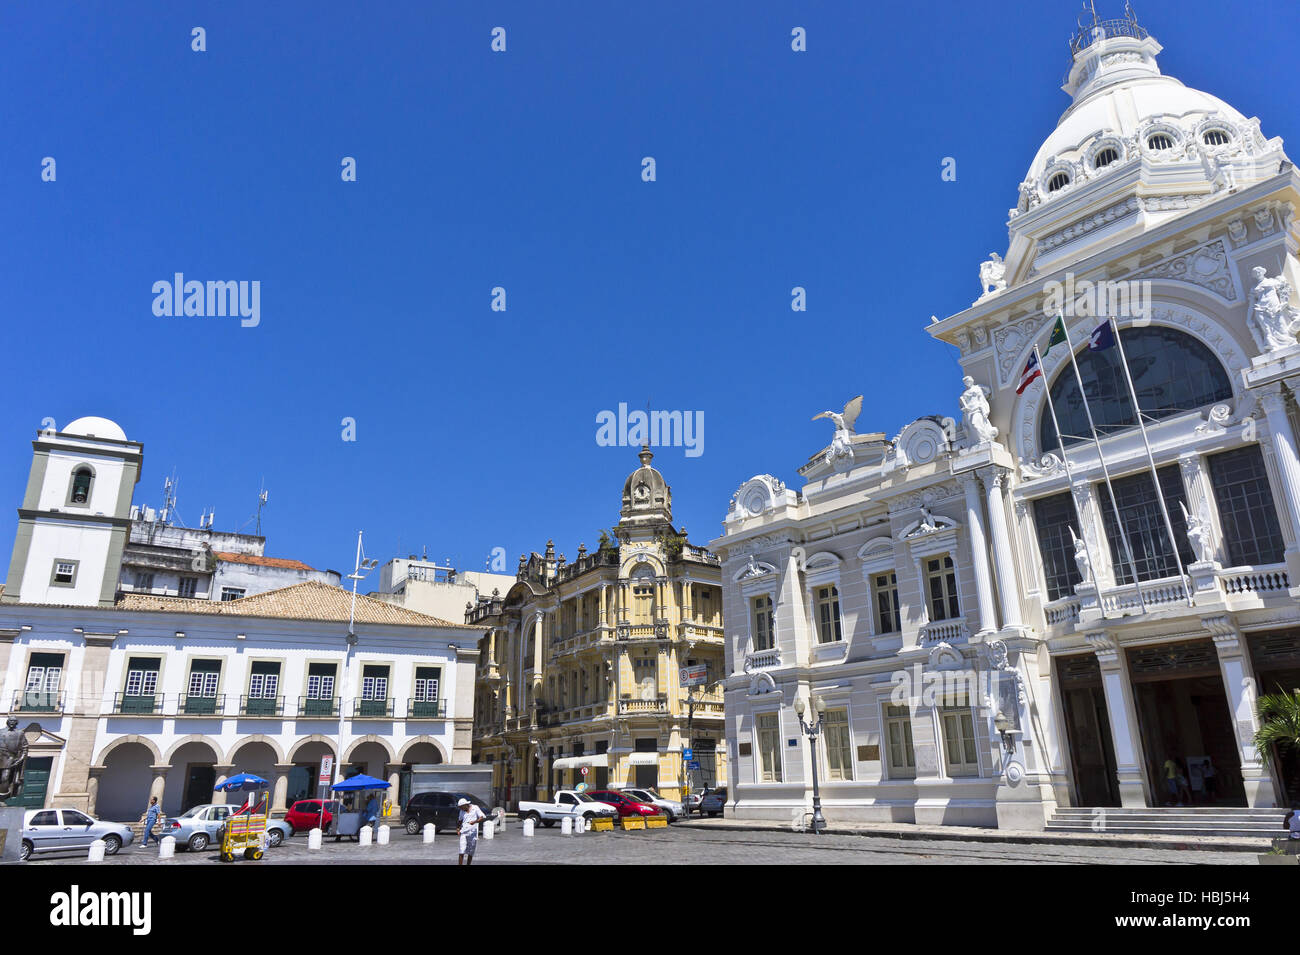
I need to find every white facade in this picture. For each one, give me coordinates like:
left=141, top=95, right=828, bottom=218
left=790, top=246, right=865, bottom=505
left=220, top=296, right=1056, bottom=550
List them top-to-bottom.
left=714, top=17, right=1300, bottom=829
left=373, top=557, right=515, bottom=624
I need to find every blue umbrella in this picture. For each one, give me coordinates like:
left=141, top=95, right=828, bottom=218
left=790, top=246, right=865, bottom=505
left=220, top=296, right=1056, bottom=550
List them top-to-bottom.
left=215, top=772, right=269, bottom=792
left=330, top=773, right=390, bottom=792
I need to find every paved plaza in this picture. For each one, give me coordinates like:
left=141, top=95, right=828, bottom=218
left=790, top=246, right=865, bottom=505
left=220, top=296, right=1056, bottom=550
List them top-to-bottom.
left=27, top=824, right=1261, bottom=866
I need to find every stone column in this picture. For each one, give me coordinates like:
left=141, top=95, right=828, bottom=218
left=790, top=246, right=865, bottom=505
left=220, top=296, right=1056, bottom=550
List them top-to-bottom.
left=1256, top=383, right=1300, bottom=547
left=980, top=467, right=1024, bottom=632
left=958, top=472, right=999, bottom=635
left=599, top=584, right=608, bottom=625
left=532, top=611, right=544, bottom=674
left=1204, top=616, right=1277, bottom=808
left=1085, top=632, right=1149, bottom=807
left=271, top=763, right=293, bottom=813
left=384, top=763, right=402, bottom=818
left=210, top=764, right=235, bottom=804
left=149, top=765, right=169, bottom=808
left=86, top=768, right=102, bottom=817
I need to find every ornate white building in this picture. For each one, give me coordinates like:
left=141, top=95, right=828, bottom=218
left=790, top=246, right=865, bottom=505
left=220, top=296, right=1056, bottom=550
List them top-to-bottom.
left=713, top=15, right=1300, bottom=829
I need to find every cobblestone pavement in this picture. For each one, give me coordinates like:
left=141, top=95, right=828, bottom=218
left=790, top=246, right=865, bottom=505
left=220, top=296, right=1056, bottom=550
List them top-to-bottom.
left=28, top=824, right=1261, bottom=865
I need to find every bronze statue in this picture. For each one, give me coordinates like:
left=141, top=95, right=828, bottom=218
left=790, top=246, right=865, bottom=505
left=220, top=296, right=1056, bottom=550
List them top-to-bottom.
left=0, top=717, right=29, bottom=803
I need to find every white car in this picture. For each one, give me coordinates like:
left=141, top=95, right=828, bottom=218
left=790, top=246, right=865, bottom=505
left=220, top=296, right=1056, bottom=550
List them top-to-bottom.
left=619, top=787, right=682, bottom=822
left=517, top=790, right=619, bottom=827
left=22, top=808, right=135, bottom=861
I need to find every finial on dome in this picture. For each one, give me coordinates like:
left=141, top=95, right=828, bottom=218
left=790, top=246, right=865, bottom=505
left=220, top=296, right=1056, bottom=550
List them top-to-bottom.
left=638, top=446, right=654, bottom=467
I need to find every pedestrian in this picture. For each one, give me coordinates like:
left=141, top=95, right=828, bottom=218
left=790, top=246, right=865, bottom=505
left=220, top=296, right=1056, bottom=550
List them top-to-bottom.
left=1161, top=757, right=1180, bottom=806
left=1200, top=758, right=1218, bottom=800
left=363, top=794, right=379, bottom=831
left=140, top=796, right=161, bottom=848
left=456, top=797, right=486, bottom=865
left=1286, top=805, right=1300, bottom=841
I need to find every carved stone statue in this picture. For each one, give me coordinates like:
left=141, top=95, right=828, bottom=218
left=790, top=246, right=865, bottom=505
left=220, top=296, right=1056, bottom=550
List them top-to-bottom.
left=978, top=253, right=1007, bottom=298
left=1247, top=265, right=1300, bottom=353
left=959, top=376, right=999, bottom=444
left=812, top=395, right=863, bottom=468
left=1180, top=502, right=1214, bottom=564
left=918, top=506, right=937, bottom=533
left=1069, top=527, right=1092, bottom=585
left=0, top=717, right=28, bottom=803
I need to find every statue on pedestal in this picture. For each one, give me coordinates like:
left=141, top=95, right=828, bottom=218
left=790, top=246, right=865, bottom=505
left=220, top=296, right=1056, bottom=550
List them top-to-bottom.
left=1247, top=266, right=1300, bottom=353
left=959, top=376, right=999, bottom=444
left=1180, top=502, right=1214, bottom=564
left=1069, top=527, right=1092, bottom=585
left=0, top=718, right=28, bottom=803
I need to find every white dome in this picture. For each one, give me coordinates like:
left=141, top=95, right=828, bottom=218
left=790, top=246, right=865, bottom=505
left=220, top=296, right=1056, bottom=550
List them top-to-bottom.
left=63, top=416, right=127, bottom=441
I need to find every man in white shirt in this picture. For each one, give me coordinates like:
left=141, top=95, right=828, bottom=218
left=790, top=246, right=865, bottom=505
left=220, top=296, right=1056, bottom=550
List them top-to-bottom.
left=457, top=798, right=487, bottom=865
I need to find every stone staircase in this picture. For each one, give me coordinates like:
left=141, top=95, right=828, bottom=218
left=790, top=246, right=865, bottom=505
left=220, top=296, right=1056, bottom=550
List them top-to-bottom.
left=1046, top=806, right=1286, bottom=840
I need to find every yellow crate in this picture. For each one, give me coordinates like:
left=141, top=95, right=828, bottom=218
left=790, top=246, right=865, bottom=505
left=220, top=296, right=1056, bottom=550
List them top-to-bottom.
left=645, top=816, right=668, bottom=829
left=591, top=817, right=614, bottom=832
left=621, top=817, right=646, bottom=831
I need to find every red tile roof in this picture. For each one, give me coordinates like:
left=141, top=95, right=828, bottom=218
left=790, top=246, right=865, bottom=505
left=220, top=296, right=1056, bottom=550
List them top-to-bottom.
left=213, top=551, right=315, bottom=571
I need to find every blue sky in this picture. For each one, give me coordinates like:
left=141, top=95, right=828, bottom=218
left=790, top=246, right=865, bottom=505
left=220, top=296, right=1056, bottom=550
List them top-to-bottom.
left=2, top=1, right=1296, bottom=579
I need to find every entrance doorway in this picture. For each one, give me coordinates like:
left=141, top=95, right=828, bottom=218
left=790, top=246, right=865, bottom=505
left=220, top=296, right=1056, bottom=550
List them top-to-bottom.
left=1249, top=630, right=1300, bottom=805
left=1128, top=640, right=1244, bottom=807
left=1056, top=654, right=1120, bottom=807
left=11, top=756, right=53, bottom=809
left=183, top=765, right=216, bottom=810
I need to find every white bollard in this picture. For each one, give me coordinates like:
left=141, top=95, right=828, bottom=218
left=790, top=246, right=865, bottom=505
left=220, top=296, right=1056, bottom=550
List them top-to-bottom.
left=575, top=815, right=586, bottom=835
left=561, top=816, right=573, bottom=836
left=523, top=818, right=535, bottom=837
left=481, top=820, right=494, bottom=840
left=423, top=823, right=435, bottom=844
left=359, top=825, right=373, bottom=847
left=377, top=825, right=390, bottom=845
left=308, top=828, right=323, bottom=850
left=159, top=836, right=176, bottom=859
left=87, top=839, right=106, bottom=862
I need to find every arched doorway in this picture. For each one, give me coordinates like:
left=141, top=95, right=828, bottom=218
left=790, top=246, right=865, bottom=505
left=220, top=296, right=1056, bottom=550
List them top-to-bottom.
left=288, top=738, right=336, bottom=806
left=228, top=739, right=280, bottom=809
left=166, top=740, right=222, bottom=815
left=397, top=740, right=444, bottom=808
left=96, top=741, right=156, bottom=822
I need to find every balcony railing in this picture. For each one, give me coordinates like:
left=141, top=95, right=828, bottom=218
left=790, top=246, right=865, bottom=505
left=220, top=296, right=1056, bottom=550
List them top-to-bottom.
left=1219, top=566, right=1290, bottom=595
left=1100, top=578, right=1189, bottom=615
left=1045, top=600, right=1081, bottom=626
left=919, top=618, right=969, bottom=646
left=616, top=623, right=669, bottom=641
left=744, top=648, right=781, bottom=671
left=11, top=690, right=64, bottom=713
left=114, top=692, right=162, bottom=715
left=177, top=694, right=224, bottom=716
left=240, top=695, right=284, bottom=717
left=297, top=696, right=340, bottom=718
left=618, top=696, right=668, bottom=715
left=352, top=698, right=394, bottom=718
left=404, top=699, right=446, bottom=719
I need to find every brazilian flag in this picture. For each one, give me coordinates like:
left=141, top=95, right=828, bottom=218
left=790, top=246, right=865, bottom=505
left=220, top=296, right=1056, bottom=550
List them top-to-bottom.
left=1043, top=315, right=1068, bottom=355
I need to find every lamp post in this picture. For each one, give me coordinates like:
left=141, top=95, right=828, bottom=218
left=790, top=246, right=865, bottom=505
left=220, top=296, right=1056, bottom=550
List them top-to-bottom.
left=793, top=694, right=827, bottom=834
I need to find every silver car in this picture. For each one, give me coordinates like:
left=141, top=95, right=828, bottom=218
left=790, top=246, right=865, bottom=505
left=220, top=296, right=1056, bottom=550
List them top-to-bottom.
left=620, top=787, right=683, bottom=822
left=167, top=803, right=290, bottom=851
left=22, top=807, right=135, bottom=861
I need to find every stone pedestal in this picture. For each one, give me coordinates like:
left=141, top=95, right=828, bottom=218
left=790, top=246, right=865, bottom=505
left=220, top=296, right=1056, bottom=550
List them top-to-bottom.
left=0, top=807, right=24, bottom=863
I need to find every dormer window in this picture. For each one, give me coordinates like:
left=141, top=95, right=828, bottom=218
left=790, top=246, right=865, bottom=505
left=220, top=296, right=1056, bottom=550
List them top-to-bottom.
left=1202, top=128, right=1230, bottom=147
left=1146, top=133, right=1174, bottom=151
left=1093, top=147, right=1119, bottom=168
left=1046, top=172, right=1071, bottom=193
left=68, top=467, right=93, bottom=506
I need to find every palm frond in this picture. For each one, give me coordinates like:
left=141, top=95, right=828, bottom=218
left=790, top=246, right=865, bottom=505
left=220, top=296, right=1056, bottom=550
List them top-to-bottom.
left=1253, top=690, right=1300, bottom=767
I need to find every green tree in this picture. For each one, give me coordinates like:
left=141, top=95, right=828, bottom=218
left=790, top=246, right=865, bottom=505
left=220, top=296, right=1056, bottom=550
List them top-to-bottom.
left=1253, top=690, right=1300, bottom=767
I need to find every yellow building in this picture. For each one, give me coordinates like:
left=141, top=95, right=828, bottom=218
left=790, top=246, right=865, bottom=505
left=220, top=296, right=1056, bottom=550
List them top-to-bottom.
left=469, top=448, right=726, bottom=807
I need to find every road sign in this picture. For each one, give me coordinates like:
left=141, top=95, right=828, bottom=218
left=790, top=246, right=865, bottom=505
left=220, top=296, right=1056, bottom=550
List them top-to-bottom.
left=680, top=664, right=708, bottom=688
left=683, top=748, right=694, bottom=760
left=318, top=756, right=334, bottom=785
left=688, top=760, right=701, bottom=770
left=580, top=766, right=589, bottom=777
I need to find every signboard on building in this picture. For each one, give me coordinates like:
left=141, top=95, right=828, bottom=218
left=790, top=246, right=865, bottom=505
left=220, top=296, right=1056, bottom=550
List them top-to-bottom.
left=679, top=665, right=708, bottom=687
left=319, top=756, right=334, bottom=785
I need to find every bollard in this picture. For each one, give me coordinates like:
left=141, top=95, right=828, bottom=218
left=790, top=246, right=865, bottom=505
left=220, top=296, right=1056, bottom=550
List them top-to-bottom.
left=575, top=815, right=586, bottom=835
left=561, top=816, right=573, bottom=836
left=523, top=817, right=535, bottom=837
left=481, top=820, right=494, bottom=840
left=423, top=823, right=435, bottom=844
left=359, top=825, right=373, bottom=847
left=377, top=825, right=390, bottom=846
left=308, top=828, right=323, bottom=850
left=159, top=836, right=176, bottom=859
left=87, top=839, right=106, bottom=863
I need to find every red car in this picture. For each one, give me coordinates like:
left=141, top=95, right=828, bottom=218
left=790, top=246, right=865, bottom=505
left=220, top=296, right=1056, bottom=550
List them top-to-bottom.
left=586, top=790, right=662, bottom=818
left=284, top=799, right=339, bottom=834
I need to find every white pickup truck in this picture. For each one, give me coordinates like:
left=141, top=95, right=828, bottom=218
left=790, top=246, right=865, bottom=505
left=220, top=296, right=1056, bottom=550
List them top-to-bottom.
left=517, top=790, right=619, bottom=827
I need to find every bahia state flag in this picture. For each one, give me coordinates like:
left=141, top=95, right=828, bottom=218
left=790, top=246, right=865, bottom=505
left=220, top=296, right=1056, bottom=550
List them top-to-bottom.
left=1044, top=315, right=1068, bottom=354
left=1088, top=318, right=1116, bottom=350
left=1016, top=349, right=1042, bottom=394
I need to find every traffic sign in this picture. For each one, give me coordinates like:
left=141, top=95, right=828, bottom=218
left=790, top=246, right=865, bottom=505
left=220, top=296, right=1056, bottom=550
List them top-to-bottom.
left=680, top=665, right=708, bottom=687
left=683, top=748, right=694, bottom=760
left=318, top=756, right=334, bottom=785
left=687, top=760, right=701, bottom=770
left=580, top=766, right=589, bottom=776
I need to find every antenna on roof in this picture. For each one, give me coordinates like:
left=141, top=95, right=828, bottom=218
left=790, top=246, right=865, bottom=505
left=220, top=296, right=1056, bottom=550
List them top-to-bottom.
left=161, top=471, right=183, bottom=526
left=255, top=480, right=269, bottom=536
left=200, top=509, right=214, bottom=529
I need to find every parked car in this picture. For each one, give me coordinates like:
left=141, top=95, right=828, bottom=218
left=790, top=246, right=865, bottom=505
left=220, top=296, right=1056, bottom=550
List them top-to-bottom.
left=619, top=787, right=682, bottom=822
left=699, top=787, right=727, bottom=817
left=586, top=789, right=662, bottom=818
left=516, top=790, right=619, bottom=827
left=401, top=791, right=495, bottom=835
left=285, top=799, right=340, bottom=835
left=168, top=803, right=290, bottom=851
left=21, top=808, right=134, bottom=861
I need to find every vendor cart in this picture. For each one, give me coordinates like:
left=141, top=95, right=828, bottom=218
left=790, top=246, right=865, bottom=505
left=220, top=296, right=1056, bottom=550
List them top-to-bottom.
left=214, top=772, right=270, bottom=862
left=330, top=773, right=390, bottom=842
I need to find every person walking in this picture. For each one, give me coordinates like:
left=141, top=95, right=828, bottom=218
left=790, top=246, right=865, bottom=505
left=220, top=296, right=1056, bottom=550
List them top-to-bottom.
left=140, top=796, right=162, bottom=848
left=456, top=797, right=487, bottom=865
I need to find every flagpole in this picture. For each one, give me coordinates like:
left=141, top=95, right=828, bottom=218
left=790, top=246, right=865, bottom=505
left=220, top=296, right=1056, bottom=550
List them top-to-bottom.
left=1056, top=312, right=1148, bottom=613
left=1108, top=316, right=1195, bottom=607
left=1035, top=343, right=1108, bottom=618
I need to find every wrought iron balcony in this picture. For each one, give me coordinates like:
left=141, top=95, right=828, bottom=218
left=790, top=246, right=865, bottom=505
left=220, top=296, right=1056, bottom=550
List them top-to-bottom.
left=11, top=690, right=64, bottom=713
left=114, top=692, right=162, bottom=715
left=177, top=694, right=225, bottom=716
left=240, top=695, right=284, bottom=717
left=297, top=696, right=340, bottom=718
left=352, top=697, right=393, bottom=718
left=404, top=698, right=446, bottom=719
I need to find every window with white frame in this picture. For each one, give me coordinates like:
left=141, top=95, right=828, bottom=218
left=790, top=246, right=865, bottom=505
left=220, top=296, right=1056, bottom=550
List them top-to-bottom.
left=925, top=555, right=960, bottom=621
left=51, top=560, right=77, bottom=586
left=872, top=572, right=901, bottom=634
left=178, top=576, right=199, bottom=598
left=814, top=585, right=843, bottom=643
left=221, top=587, right=245, bottom=602
left=751, top=594, right=775, bottom=651
left=23, top=652, right=63, bottom=708
left=124, top=657, right=160, bottom=697
left=187, top=659, right=220, bottom=697
left=248, top=661, right=280, bottom=698
left=307, top=662, right=336, bottom=699
left=361, top=664, right=389, bottom=700
left=414, top=666, right=440, bottom=702
left=940, top=691, right=979, bottom=776
left=884, top=704, right=916, bottom=778
left=823, top=708, right=853, bottom=780
left=756, top=712, right=782, bottom=782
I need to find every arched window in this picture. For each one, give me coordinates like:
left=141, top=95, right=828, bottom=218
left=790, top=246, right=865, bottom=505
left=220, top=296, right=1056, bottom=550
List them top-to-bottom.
left=1093, top=147, right=1119, bottom=168
left=1047, top=172, right=1071, bottom=192
left=1039, top=326, right=1232, bottom=451
left=69, top=467, right=94, bottom=505
left=630, top=565, right=656, bottom=624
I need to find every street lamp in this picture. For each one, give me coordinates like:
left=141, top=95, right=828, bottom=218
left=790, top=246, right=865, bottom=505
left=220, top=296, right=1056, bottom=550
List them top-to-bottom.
left=793, top=694, right=827, bottom=834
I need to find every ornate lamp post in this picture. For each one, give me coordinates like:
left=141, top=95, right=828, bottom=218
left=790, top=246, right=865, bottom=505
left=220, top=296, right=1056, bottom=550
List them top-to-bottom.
left=793, top=694, right=827, bottom=834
